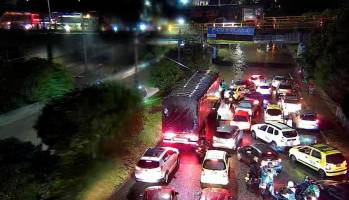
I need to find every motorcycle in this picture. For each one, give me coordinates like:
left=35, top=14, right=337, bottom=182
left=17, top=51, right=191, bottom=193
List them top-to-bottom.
left=195, top=139, right=209, bottom=161
left=245, top=173, right=261, bottom=193
left=294, top=177, right=319, bottom=200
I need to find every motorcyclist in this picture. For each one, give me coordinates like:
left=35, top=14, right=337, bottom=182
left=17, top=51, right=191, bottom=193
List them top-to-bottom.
left=245, top=156, right=260, bottom=191
left=260, top=162, right=277, bottom=196
left=296, top=176, right=320, bottom=200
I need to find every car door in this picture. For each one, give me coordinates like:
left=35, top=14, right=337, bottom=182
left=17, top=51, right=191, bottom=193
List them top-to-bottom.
left=256, top=125, right=268, bottom=141
left=265, top=126, right=275, bottom=143
left=297, top=147, right=312, bottom=166
left=309, top=149, right=322, bottom=170
left=165, top=150, right=176, bottom=172
left=162, top=152, right=171, bottom=172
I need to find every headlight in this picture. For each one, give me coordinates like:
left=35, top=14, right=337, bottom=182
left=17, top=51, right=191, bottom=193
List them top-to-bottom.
left=64, top=24, right=71, bottom=32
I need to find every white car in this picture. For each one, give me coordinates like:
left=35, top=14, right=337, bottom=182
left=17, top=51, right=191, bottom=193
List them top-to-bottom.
left=272, top=75, right=286, bottom=88
left=257, top=83, right=272, bottom=95
left=279, top=95, right=302, bottom=116
left=217, top=101, right=234, bottom=121
left=264, top=104, right=283, bottom=122
left=290, top=111, right=319, bottom=130
left=250, top=122, right=300, bottom=149
left=213, top=125, right=243, bottom=150
left=135, top=147, right=179, bottom=183
left=201, top=150, right=230, bottom=186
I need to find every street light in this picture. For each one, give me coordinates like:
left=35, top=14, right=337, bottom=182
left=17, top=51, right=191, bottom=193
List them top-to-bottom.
left=179, top=0, right=189, bottom=5
left=177, top=17, right=185, bottom=25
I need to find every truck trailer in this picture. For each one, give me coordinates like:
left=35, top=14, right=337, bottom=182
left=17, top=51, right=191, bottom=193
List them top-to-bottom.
left=162, top=71, right=220, bottom=145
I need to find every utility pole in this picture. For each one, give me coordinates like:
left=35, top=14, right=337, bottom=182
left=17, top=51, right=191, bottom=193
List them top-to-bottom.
left=46, top=0, right=52, bottom=61
left=82, top=15, right=88, bottom=72
left=134, top=32, right=139, bottom=87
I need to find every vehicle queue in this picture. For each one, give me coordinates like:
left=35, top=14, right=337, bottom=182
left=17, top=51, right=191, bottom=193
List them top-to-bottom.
left=134, top=72, right=348, bottom=200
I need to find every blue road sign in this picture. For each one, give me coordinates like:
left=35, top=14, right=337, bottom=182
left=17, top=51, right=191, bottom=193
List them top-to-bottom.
left=208, top=27, right=255, bottom=36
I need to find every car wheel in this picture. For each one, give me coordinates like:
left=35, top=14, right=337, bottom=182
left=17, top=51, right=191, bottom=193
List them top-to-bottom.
left=251, top=131, right=257, bottom=139
left=237, top=152, right=242, bottom=161
left=290, top=155, right=297, bottom=164
left=319, top=169, right=326, bottom=179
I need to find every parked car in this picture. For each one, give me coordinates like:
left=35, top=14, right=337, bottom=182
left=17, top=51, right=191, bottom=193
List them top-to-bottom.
left=264, top=104, right=283, bottom=122
left=230, top=110, right=251, bottom=131
left=250, top=122, right=300, bottom=150
left=212, top=125, right=243, bottom=150
left=237, top=143, right=283, bottom=173
left=289, top=144, right=347, bottom=178
left=135, top=147, right=179, bottom=183
left=201, top=150, right=230, bottom=186
left=316, top=180, right=349, bottom=200
left=141, top=186, right=178, bottom=200
left=200, top=188, right=234, bottom=200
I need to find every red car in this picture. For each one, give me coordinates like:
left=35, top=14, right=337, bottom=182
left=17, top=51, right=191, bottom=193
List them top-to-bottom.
left=230, top=110, right=251, bottom=130
left=142, top=186, right=178, bottom=200
left=200, top=188, right=234, bottom=200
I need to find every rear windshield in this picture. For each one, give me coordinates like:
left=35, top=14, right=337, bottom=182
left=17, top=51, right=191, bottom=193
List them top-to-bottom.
left=279, top=85, right=292, bottom=90
left=260, top=86, right=270, bottom=89
left=284, top=99, right=300, bottom=104
left=239, top=102, right=252, bottom=108
left=267, top=109, right=282, bottom=116
left=301, top=114, right=316, bottom=121
left=234, top=115, right=248, bottom=122
left=282, top=130, right=298, bottom=138
left=215, top=131, right=233, bottom=139
left=326, top=153, right=346, bottom=164
left=203, top=159, right=226, bottom=170
left=137, top=160, right=160, bottom=169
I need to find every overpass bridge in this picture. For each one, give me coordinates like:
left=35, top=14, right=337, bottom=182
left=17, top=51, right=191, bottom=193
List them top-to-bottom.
left=170, top=15, right=335, bottom=43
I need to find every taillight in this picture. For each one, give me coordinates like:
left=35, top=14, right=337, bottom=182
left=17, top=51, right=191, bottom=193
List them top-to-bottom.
left=253, top=100, right=259, bottom=105
left=315, top=119, right=319, bottom=123
left=278, top=158, right=282, bottom=163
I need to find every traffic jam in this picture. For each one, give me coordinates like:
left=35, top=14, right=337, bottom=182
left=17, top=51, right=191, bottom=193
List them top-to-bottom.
left=134, top=70, right=348, bottom=200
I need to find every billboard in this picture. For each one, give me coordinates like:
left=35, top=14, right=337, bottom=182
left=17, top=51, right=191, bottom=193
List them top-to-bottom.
left=207, top=27, right=255, bottom=36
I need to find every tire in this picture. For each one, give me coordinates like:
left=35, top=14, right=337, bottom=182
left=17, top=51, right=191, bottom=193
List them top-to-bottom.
left=251, top=131, right=257, bottom=139
left=237, top=152, right=242, bottom=161
left=290, top=155, right=297, bottom=164
left=319, top=169, right=326, bottom=179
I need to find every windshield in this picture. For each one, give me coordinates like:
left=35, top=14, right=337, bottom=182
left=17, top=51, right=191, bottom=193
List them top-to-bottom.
left=279, top=85, right=292, bottom=90
left=260, top=86, right=270, bottom=89
left=284, top=99, right=299, bottom=104
left=239, top=102, right=252, bottom=108
left=266, top=109, right=282, bottom=116
left=301, top=114, right=316, bottom=121
left=234, top=115, right=248, bottom=122
left=282, top=130, right=298, bottom=138
left=215, top=131, right=233, bottom=139
left=326, top=153, right=345, bottom=164
left=203, top=159, right=226, bottom=170
left=137, top=160, right=160, bottom=169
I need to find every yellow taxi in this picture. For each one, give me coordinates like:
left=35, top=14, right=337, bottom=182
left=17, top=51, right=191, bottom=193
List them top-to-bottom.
left=231, top=86, right=245, bottom=101
left=289, top=144, right=347, bottom=178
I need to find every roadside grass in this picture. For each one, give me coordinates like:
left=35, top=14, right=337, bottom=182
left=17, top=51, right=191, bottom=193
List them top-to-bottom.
left=79, top=108, right=162, bottom=200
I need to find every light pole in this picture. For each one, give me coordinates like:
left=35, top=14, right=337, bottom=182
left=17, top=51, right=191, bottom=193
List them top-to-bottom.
left=47, top=0, right=52, bottom=28
left=134, top=32, right=139, bottom=87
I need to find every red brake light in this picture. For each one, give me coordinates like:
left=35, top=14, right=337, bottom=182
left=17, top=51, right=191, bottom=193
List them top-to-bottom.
left=253, top=100, right=259, bottom=105
left=315, top=119, right=319, bottom=123
left=267, top=151, right=272, bottom=155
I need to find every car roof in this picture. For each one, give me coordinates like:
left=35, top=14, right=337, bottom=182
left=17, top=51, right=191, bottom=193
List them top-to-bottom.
left=266, top=104, right=281, bottom=110
left=265, top=122, right=294, bottom=131
left=216, top=125, right=239, bottom=133
left=251, top=143, right=275, bottom=154
left=311, top=144, right=341, bottom=154
left=142, top=147, right=167, bottom=161
left=205, top=150, right=226, bottom=160
left=144, top=186, right=175, bottom=200
left=201, top=188, right=231, bottom=199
